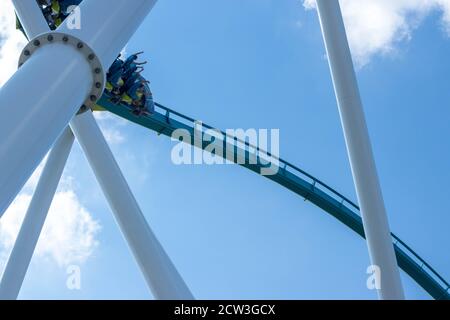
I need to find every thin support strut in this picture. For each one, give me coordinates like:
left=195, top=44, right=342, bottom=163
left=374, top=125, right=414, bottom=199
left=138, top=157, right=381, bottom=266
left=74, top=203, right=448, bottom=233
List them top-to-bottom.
left=315, top=0, right=404, bottom=299
left=70, top=111, right=194, bottom=300
left=0, top=128, right=74, bottom=300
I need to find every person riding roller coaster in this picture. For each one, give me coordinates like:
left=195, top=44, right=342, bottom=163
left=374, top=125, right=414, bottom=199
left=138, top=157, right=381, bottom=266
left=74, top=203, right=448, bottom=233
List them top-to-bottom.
left=105, top=53, right=155, bottom=117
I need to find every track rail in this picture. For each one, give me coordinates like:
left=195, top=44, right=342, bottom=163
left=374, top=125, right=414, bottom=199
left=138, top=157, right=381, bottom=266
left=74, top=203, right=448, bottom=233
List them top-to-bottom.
left=97, top=95, right=450, bottom=300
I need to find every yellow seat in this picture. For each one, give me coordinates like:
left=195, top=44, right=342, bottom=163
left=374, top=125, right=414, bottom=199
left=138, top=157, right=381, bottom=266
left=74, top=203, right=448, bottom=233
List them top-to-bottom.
left=51, top=0, right=61, bottom=15
left=105, top=82, right=113, bottom=92
left=121, top=94, right=133, bottom=105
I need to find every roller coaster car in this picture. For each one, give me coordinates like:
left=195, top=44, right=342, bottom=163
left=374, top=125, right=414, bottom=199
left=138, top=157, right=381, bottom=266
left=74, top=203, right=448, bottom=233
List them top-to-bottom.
left=105, top=55, right=155, bottom=117
left=123, top=78, right=155, bottom=117
left=131, top=82, right=155, bottom=117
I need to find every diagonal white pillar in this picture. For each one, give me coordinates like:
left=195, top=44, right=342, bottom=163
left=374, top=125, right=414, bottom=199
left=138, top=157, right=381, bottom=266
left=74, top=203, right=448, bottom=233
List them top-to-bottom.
left=0, top=0, right=158, bottom=218
left=10, top=0, right=192, bottom=300
left=12, top=0, right=49, bottom=38
left=315, top=0, right=404, bottom=299
left=70, top=111, right=194, bottom=300
left=0, top=128, right=74, bottom=300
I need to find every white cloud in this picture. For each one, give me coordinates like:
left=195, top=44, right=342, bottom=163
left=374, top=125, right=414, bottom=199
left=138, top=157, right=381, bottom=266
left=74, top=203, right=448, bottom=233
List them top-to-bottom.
left=0, top=0, right=27, bottom=86
left=304, top=0, right=450, bottom=66
left=94, top=111, right=128, bottom=145
left=101, top=127, right=126, bottom=145
left=0, top=160, right=101, bottom=271
left=0, top=191, right=101, bottom=268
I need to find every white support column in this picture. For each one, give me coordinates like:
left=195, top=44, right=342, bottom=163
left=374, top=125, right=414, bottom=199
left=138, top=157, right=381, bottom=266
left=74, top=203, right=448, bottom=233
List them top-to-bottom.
left=0, top=0, right=158, bottom=218
left=10, top=0, right=189, bottom=300
left=12, top=0, right=49, bottom=38
left=315, top=0, right=404, bottom=299
left=0, top=42, right=92, bottom=218
left=70, top=111, right=193, bottom=300
left=0, top=128, right=74, bottom=300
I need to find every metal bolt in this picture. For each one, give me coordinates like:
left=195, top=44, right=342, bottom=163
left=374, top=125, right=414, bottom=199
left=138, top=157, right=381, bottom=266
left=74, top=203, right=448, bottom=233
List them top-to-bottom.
left=47, top=35, right=54, bottom=42
left=63, top=36, right=69, bottom=42
left=33, top=40, right=40, bottom=46
left=77, top=42, right=84, bottom=49
left=24, top=50, right=30, bottom=56
left=88, top=54, right=95, bottom=61
left=94, top=68, right=101, bottom=74
left=95, top=82, right=102, bottom=89
left=90, top=95, right=97, bottom=102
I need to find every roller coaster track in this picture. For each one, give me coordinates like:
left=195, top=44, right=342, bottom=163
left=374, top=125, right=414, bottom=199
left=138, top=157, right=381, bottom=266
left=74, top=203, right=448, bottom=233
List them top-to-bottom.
left=97, top=95, right=450, bottom=300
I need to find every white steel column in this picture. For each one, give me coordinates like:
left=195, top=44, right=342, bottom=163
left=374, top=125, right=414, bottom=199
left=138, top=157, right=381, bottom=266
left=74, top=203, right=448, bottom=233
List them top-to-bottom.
left=0, top=0, right=158, bottom=217
left=9, top=0, right=188, bottom=300
left=12, top=0, right=49, bottom=38
left=63, top=0, right=158, bottom=71
left=315, top=0, right=404, bottom=299
left=0, top=42, right=91, bottom=217
left=70, top=111, right=193, bottom=300
left=0, top=128, right=74, bottom=300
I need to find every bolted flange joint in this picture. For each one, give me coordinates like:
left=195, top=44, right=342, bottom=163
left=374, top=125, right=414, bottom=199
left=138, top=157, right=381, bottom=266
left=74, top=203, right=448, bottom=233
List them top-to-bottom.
left=18, top=32, right=106, bottom=114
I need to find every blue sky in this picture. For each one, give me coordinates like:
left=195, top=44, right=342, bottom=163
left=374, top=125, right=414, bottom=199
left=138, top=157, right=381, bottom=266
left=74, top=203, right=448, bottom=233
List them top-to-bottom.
left=0, top=0, right=449, bottom=300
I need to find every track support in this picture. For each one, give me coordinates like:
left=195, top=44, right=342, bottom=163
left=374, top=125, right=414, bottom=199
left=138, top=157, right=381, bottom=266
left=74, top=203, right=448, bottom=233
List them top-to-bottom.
left=0, top=0, right=157, bottom=218
left=315, top=0, right=404, bottom=299
left=70, top=111, right=194, bottom=300
left=0, top=128, right=74, bottom=300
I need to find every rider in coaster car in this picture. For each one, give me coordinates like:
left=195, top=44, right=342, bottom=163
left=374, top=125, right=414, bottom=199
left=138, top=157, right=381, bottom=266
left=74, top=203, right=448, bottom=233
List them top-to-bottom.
left=50, top=0, right=63, bottom=26
left=105, top=52, right=155, bottom=116
left=115, top=52, right=147, bottom=100
left=122, top=52, right=145, bottom=70
left=106, top=53, right=143, bottom=96
left=106, top=55, right=125, bottom=94
left=109, top=55, right=125, bottom=75
left=122, top=62, right=146, bottom=82
left=106, top=69, right=125, bottom=95
left=123, top=71, right=142, bottom=92
left=117, top=74, right=141, bottom=106
left=128, top=80, right=147, bottom=101
left=132, top=83, right=154, bottom=116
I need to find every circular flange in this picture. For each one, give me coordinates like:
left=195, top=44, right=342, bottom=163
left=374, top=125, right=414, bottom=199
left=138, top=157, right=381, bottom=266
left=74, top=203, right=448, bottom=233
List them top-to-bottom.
left=18, top=32, right=105, bottom=113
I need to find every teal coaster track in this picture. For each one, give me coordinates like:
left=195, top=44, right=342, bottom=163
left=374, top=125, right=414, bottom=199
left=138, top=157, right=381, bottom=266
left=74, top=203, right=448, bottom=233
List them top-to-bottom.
left=98, top=94, right=449, bottom=300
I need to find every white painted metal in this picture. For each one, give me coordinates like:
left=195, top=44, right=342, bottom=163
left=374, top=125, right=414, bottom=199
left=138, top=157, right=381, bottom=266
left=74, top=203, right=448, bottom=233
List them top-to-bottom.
left=0, top=0, right=157, bottom=217
left=9, top=0, right=189, bottom=299
left=12, top=0, right=49, bottom=38
left=60, top=0, right=158, bottom=72
left=315, top=0, right=404, bottom=299
left=0, top=43, right=91, bottom=218
left=70, top=112, right=193, bottom=300
left=0, top=128, right=74, bottom=300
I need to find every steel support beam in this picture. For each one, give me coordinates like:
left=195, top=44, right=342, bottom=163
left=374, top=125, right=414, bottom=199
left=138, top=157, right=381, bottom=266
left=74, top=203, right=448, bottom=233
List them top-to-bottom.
left=0, top=0, right=157, bottom=217
left=9, top=0, right=190, bottom=300
left=12, top=0, right=49, bottom=38
left=315, top=0, right=404, bottom=299
left=70, top=111, right=194, bottom=300
left=0, top=128, right=74, bottom=300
